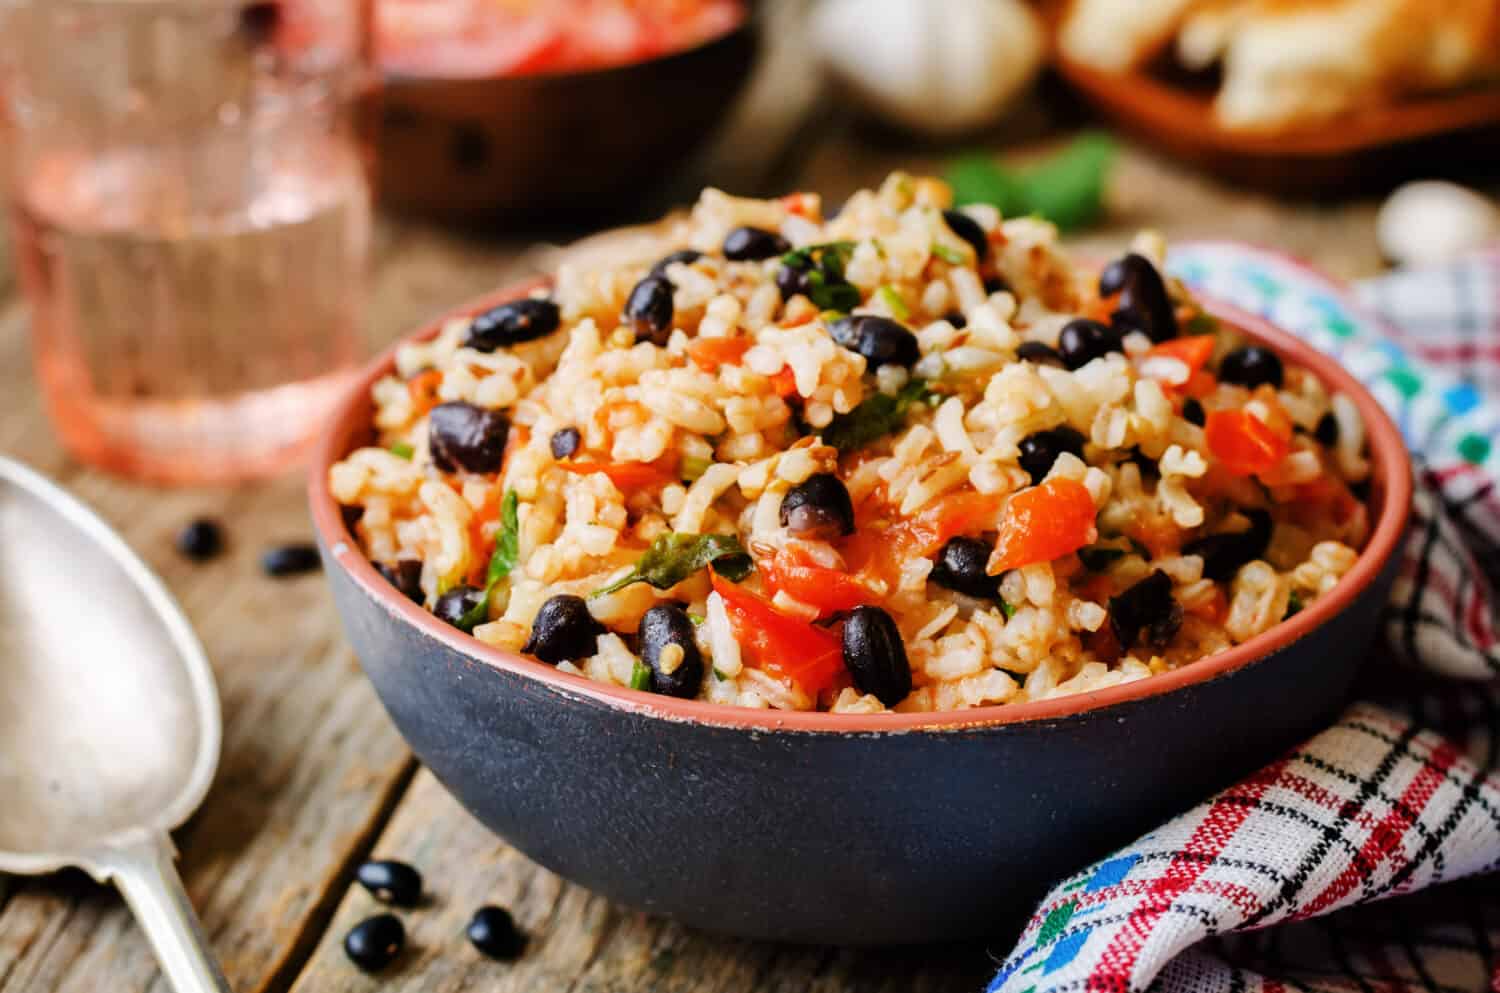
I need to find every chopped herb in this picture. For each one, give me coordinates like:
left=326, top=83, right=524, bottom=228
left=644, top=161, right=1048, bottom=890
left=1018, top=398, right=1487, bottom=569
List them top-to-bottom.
left=945, top=133, right=1117, bottom=232
left=781, top=241, right=861, bottom=312
left=931, top=243, right=967, bottom=265
left=877, top=285, right=910, bottom=320
left=821, top=378, right=934, bottom=453
left=389, top=442, right=415, bottom=460
left=681, top=455, right=713, bottom=482
left=458, top=490, right=521, bottom=630
left=590, top=532, right=753, bottom=599
left=1078, top=545, right=1127, bottom=571
left=1286, top=592, right=1305, bottom=618
left=999, top=600, right=1018, bottom=619
left=688, top=612, right=706, bottom=625
left=629, top=660, right=653, bottom=691
left=712, top=667, right=729, bottom=682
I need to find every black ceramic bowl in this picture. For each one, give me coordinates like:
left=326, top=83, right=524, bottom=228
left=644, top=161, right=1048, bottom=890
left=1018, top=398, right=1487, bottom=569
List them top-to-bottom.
left=375, top=7, right=760, bottom=219
left=311, top=288, right=1412, bottom=945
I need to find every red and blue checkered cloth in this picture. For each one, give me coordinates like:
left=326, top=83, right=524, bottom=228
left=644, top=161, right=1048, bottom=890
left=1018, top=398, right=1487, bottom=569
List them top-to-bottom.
left=990, top=246, right=1500, bottom=993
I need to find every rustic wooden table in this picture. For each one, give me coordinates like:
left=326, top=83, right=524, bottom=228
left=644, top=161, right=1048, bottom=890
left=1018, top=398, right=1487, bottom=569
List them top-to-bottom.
left=0, top=47, right=1450, bottom=992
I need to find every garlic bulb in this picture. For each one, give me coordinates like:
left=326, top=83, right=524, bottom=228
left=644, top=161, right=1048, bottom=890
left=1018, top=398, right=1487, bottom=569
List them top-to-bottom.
left=811, top=0, right=1045, bottom=138
left=1377, top=181, right=1500, bottom=270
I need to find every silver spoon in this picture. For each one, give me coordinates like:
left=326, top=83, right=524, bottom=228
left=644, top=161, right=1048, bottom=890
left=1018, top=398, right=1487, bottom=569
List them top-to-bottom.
left=0, top=456, right=230, bottom=992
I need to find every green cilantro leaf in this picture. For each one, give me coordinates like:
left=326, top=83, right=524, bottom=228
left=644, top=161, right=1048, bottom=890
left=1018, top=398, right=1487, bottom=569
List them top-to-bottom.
left=946, top=133, right=1117, bottom=232
left=931, top=243, right=967, bottom=265
left=878, top=285, right=910, bottom=319
left=821, top=378, right=934, bottom=453
left=389, top=441, right=414, bottom=460
left=456, top=489, right=521, bottom=631
left=590, top=532, right=753, bottom=599
left=999, top=600, right=1018, bottom=619
left=629, top=660, right=653, bottom=691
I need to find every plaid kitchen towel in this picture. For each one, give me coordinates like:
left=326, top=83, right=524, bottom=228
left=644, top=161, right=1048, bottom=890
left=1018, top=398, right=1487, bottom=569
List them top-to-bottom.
left=990, top=244, right=1500, bottom=993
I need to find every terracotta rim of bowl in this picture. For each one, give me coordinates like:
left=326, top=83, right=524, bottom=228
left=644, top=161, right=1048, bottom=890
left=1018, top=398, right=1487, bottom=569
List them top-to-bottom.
left=310, top=261, right=1413, bottom=734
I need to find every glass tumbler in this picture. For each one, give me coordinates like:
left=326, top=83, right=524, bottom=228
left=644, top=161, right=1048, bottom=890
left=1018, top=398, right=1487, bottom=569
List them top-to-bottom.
left=0, top=0, right=374, bottom=484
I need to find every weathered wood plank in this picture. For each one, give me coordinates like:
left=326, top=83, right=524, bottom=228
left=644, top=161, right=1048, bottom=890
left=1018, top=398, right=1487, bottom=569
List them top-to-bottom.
left=0, top=220, right=534, bottom=993
left=288, top=771, right=999, bottom=993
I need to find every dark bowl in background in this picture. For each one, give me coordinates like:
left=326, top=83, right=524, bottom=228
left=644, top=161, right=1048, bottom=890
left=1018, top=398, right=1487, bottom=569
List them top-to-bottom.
left=375, top=8, right=760, bottom=220
left=310, top=287, right=1412, bottom=945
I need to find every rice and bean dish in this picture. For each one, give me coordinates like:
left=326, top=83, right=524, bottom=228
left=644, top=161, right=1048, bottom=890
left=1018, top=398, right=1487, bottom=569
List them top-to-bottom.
left=329, top=173, right=1371, bottom=714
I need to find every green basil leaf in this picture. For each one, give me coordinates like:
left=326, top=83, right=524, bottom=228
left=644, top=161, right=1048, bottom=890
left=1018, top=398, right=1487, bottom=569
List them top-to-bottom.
left=946, top=133, right=1117, bottom=232
left=781, top=240, right=856, bottom=278
left=808, top=279, right=861, bottom=312
left=821, top=378, right=933, bottom=453
left=389, top=441, right=414, bottom=460
left=485, top=490, right=521, bottom=588
left=589, top=532, right=753, bottom=599
left=457, top=592, right=490, bottom=633
left=999, top=600, right=1018, bottom=619
left=629, top=660, right=653, bottom=691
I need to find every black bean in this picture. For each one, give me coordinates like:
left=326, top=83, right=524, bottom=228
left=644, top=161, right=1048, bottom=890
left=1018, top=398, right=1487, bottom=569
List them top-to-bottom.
left=238, top=1, right=280, bottom=43
left=942, top=209, right=989, bottom=264
left=722, top=226, right=789, bottom=261
left=649, top=249, right=703, bottom=280
left=1101, top=254, right=1177, bottom=342
left=776, top=263, right=811, bottom=301
left=625, top=274, right=675, bottom=345
left=983, top=275, right=1010, bottom=295
left=465, top=298, right=561, bottom=352
left=942, top=311, right=968, bottom=329
left=828, top=315, right=920, bottom=369
left=1057, top=318, right=1123, bottom=370
left=1016, top=341, right=1063, bottom=366
left=1218, top=346, right=1284, bottom=390
left=1182, top=397, right=1206, bottom=427
left=429, top=401, right=510, bottom=475
left=1314, top=412, right=1339, bottom=446
left=550, top=426, right=582, bottom=460
left=1018, top=426, right=1088, bottom=486
left=779, top=473, right=856, bottom=538
left=1182, top=509, right=1272, bottom=582
left=177, top=518, right=224, bottom=561
left=930, top=537, right=1000, bottom=599
left=262, top=543, right=320, bottom=577
left=376, top=559, right=425, bottom=604
left=1108, top=570, right=1177, bottom=650
left=434, top=585, right=486, bottom=631
left=523, top=595, right=605, bottom=664
left=637, top=604, right=705, bottom=699
left=841, top=606, right=912, bottom=707
left=355, top=860, right=423, bottom=907
left=467, top=906, right=527, bottom=961
left=344, top=914, right=404, bottom=973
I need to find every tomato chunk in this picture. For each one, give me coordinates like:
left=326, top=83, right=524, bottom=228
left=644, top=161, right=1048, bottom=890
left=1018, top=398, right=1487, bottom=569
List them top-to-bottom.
left=1147, top=334, right=1215, bottom=374
left=688, top=336, right=753, bottom=372
left=769, top=366, right=799, bottom=398
left=407, top=369, right=444, bottom=415
left=1205, top=410, right=1291, bottom=476
left=557, top=458, right=677, bottom=491
left=990, top=478, right=1098, bottom=573
left=846, top=489, right=1003, bottom=585
left=758, top=546, right=874, bottom=615
left=711, top=573, right=844, bottom=696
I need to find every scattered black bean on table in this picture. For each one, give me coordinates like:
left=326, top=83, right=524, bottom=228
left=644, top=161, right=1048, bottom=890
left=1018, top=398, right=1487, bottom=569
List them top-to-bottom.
left=176, top=518, right=224, bottom=561
left=261, top=543, right=321, bottom=577
left=356, top=860, right=424, bottom=908
left=467, top=906, right=527, bottom=961
left=344, top=914, right=405, bottom=972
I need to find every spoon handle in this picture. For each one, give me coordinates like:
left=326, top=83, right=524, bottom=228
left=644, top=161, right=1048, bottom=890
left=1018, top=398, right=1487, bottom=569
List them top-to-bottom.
left=96, top=835, right=234, bottom=993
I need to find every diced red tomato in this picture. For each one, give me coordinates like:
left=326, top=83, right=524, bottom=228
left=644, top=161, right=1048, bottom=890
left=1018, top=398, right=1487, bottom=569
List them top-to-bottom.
left=780, top=192, right=817, bottom=217
left=1148, top=335, right=1215, bottom=374
left=688, top=336, right=753, bottom=372
left=769, top=366, right=799, bottom=398
left=407, top=369, right=444, bottom=415
left=1205, top=410, right=1291, bottom=477
left=557, top=457, right=677, bottom=491
left=1291, top=474, right=1362, bottom=529
left=990, top=478, right=1099, bottom=573
left=846, top=489, right=1003, bottom=585
left=758, top=546, right=874, bottom=615
left=711, top=573, right=844, bottom=696
left=1187, top=586, right=1229, bottom=624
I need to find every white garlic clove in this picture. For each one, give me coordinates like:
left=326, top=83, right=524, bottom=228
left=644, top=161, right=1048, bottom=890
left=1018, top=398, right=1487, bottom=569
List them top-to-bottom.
left=812, top=0, right=1045, bottom=138
left=1376, top=180, right=1500, bottom=270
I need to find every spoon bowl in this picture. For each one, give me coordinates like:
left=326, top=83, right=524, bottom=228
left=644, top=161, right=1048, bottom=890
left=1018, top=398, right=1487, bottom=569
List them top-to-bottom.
left=0, top=456, right=230, bottom=991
